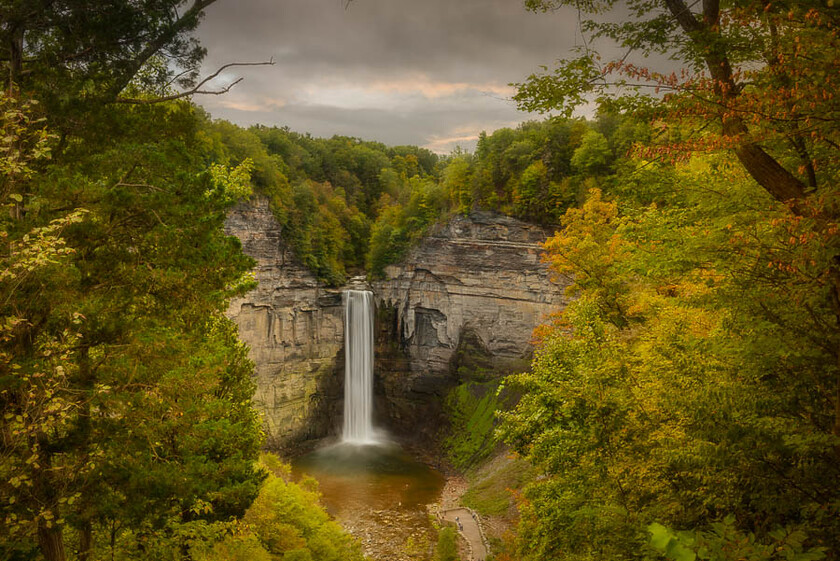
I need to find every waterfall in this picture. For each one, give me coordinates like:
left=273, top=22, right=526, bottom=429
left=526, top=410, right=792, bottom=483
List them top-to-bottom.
left=342, top=290, right=376, bottom=444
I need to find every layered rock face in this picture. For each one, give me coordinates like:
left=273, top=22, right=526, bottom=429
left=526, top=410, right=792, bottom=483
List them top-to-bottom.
left=225, top=199, right=343, bottom=448
left=226, top=201, right=569, bottom=448
left=372, top=212, right=569, bottom=438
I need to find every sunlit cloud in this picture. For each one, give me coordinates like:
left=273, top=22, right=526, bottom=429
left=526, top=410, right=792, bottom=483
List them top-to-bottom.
left=366, top=75, right=515, bottom=99
left=293, top=76, right=515, bottom=110
left=215, top=97, right=287, bottom=113
left=423, top=133, right=481, bottom=154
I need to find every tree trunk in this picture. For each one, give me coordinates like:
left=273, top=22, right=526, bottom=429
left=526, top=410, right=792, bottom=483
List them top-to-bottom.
left=662, top=0, right=810, bottom=206
left=8, top=27, right=23, bottom=96
left=733, top=142, right=810, bottom=205
left=832, top=264, right=840, bottom=459
left=77, top=348, right=94, bottom=561
left=835, top=353, right=840, bottom=459
left=38, top=518, right=66, bottom=561
left=79, top=519, right=93, bottom=561
left=110, top=523, right=117, bottom=561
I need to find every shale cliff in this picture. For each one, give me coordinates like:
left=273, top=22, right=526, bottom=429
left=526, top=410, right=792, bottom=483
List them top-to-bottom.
left=225, top=199, right=343, bottom=448
left=226, top=200, right=569, bottom=448
left=372, top=212, right=569, bottom=438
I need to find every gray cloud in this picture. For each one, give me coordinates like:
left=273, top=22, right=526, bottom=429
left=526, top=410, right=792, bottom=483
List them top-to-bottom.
left=195, top=0, right=579, bottom=152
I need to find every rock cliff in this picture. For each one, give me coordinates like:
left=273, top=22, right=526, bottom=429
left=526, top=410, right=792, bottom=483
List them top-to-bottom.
left=225, top=198, right=344, bottom=449
left=226, top=201, right=569, bottom=448
left=372, top=212, right=569, bottom=438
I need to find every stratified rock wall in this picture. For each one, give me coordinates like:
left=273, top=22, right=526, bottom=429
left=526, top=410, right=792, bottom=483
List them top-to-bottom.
left=225, top=198, right=343, bottom=449
left=226, top=200, right=569, bottom=448
left=372, top=212, right=569, bottom=437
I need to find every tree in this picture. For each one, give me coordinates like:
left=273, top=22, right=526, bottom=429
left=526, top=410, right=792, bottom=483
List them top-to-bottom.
left=0, top=0, right=224, bottom=135
left=516, top=0, right=840, bottom=205
left=517, top=0, right=840, bottom=467
left=0, top=5, right=276, bottom=560
left=0, top=95, right=86, bottom=561
left=0, top=97, right=264, bottom=561
left=570, top=130, right=611, bottom=175
left=500, top=151, right=840, bottom=560
left=442, top=156, right=473, bottom=215
left=236, top=455, right=365, bottom=561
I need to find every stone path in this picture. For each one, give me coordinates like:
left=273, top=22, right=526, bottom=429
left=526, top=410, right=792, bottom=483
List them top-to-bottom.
left=441, top=507, right=488, bottom=561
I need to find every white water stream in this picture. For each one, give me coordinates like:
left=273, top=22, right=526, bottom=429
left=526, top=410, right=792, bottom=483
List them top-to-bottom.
left=296, top=290, right=445, bottom=561
left=342, top=290, right=377, bottom=444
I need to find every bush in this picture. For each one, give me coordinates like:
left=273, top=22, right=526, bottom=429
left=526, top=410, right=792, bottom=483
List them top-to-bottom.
left=435, top=525, right=461, bottom=561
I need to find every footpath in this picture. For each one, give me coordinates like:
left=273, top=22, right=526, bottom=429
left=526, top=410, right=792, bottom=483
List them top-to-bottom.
left=440, top=507, right=488, bottom=561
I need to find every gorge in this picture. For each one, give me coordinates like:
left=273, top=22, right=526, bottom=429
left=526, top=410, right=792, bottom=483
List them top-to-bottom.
left=7, top=2, right=836, bottom=559
left=225, top=197, right=570, bottom=450
left=227, top=199, right=567, bottom=560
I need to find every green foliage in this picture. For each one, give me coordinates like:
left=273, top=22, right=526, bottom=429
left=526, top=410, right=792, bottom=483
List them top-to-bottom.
left=0, top=0, right=217, bottom=132
left=0, top=94, right=265, bottom=561
left=199, top=113, right=637, bottom=283
left=201, top=113, right=636, bottom=284
left=466, top=117, right=619, bottom=224
left=203, top=123, right=451, bottom=284
left=570, top=131, right=611, bottom=175
left=499, top=150, right=840, bottom=560
left=443, top=156, right=473, bottom=214
left=206, top=159, right=254, bottom=203
left=367, top=177, right=448, bottom=278
left=444, top=383, right=501, bottom=471
left=188, top=454, right=366, bottom=561
left=239, top=454, right=365, bottom=561
left=461, top=455, right=532, bottom=518
left=649, top=518, right=827, bottom=561
left=649, top=523, right=697, bottom=561
left=435, top=525, right=461, bottom=561
left=194, top=533, right=273, bottom=561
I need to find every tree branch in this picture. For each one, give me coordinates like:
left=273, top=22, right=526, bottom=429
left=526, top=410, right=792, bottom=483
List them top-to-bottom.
left=106, top=0, right=220, bottom=101
left=661, top=0, right=810, bottom=207
left=663, top=0, right=703, bottom=34
left=702, top=0, right=719, bottom=27
left=113, top=59, right=274, bottom=105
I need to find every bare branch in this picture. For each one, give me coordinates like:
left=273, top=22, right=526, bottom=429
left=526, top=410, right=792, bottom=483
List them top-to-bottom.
left=107, top=0, right=221, bottom=99
left=113, top=59, right=274, bottom=105
left=163, top=67, right=197, bottom=90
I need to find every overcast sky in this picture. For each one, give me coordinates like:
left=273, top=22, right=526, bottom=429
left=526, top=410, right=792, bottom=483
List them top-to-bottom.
left=195, top=0, right=580, bottom=153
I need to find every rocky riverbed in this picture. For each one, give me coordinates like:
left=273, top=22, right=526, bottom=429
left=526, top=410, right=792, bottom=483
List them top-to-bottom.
left=290, top=442, right=446, bottom=561
left=339, top=473, right=472, bottom=561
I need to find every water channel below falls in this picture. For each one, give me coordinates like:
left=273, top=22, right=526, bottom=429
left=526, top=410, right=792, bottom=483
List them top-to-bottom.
left=289, top=288, right=447, bottom=559
left=291, top=442, right=445, bottom=560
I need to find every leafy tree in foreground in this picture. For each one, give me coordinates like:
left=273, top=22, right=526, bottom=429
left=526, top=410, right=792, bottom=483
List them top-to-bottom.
left=0, top=0, right=221, bottom=128
left=500, top=4, right=840, bottom=557
left=0, top=96, right=264, bottom=561
left=500, top=153, right=839, bottom=560
left=194, top=455, right=365, bottom=561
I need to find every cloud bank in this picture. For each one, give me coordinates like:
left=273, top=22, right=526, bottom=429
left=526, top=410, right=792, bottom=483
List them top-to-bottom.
left=195, top=0, right=579, bottom=152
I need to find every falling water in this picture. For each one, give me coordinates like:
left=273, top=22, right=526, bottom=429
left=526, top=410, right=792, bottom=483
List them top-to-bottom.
left=342, top=290, right=376, bottom=444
